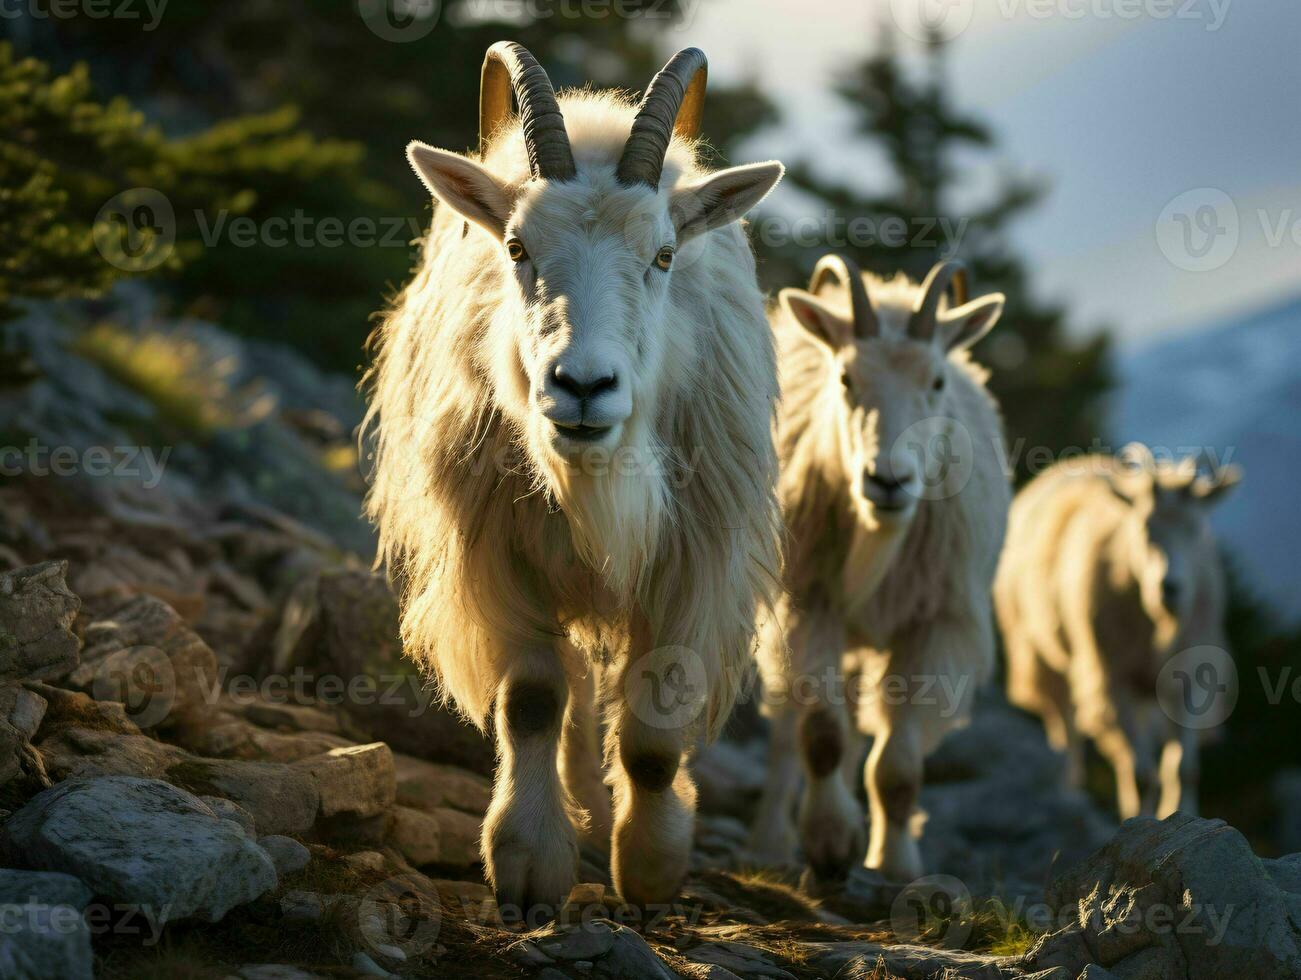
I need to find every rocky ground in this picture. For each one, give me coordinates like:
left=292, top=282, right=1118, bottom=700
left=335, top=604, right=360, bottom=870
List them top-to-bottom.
left=1, top=296, right=1299, bottom=979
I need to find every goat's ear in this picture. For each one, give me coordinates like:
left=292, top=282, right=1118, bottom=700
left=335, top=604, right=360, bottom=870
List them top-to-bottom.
left=407, top=141, right=513, bottom=240
left=670, top=161, right=784, bottom=243
left=780, top=288, right=853, bottom=350
left=938, top=293, right=1005, bottom=352
left=1194, top=464, right=1242, bottom=505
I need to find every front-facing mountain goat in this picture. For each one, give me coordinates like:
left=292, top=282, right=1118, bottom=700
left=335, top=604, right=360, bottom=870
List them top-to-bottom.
left=363, top=43, right=784, bottom=914
left=750, top=254, right=1010, bottom=881
left=995, top=444, right=1241, bottom=819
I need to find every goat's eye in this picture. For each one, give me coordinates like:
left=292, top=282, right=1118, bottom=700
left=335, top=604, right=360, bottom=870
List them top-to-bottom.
left=506, top=238, right=528, bottom=262
left=654, top=246, right=674, bottom=271
left=841, top=370, right=854, bottom=395
left=932, top=374, right=945, bottom=392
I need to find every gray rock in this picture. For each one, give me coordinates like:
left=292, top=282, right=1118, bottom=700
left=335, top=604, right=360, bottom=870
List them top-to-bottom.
left=0, top=562, right=80, bottom=681
left=70, top=594, right=218, bottom=728
left=0, top=683, right=47, bottom=786
left=293, top=742, right=395, bottom=818
left=393, top=752, right=491, bottom=815
left=0, top=776, right=278, bottom=924
left=201, top=796, right=257, bottom=836
left=390, top=805, right=441, bottom=866
left=429, top=806, right=481, bottom=868
left=1027, top=813, right=1301, bottom=979
left=258, top=835, right=311, bottom=875
left=0, top=870, right=93, bottom=910
left=278, top=890, right=339, bottom=925
left=0, top=903, right=94, bottom=980
left=530, top=920, right=676, bottom=980
left=804, top=939, right=1017, bottom=979
left=689, top=942, right=795, bottom=979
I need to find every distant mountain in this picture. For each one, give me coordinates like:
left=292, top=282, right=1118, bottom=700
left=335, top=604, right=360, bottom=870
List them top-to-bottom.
left=1115, top=294, right=1301, bottom=623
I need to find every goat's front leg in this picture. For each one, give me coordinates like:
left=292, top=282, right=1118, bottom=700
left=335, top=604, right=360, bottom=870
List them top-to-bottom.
left=793, top=609, right=863, bottom=880
left=862, top=618, right=982, bottom=882
left=608, top=638, right=700, bottom=910
left=482, top=645, right=578, bottom=921
left=558, top=649, right=612, bottom=853
left=749, top=702, right=800, bottom=864
left=1157, top=719, right=1200, bottom=818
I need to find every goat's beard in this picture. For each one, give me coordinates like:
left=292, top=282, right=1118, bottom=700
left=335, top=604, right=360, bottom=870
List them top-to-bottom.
left=529, top=412, right=669, bottom=603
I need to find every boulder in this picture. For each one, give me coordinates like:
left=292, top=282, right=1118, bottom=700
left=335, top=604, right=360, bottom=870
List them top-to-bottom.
left=0, top=562, right=80, bottom=681
left=69, top=594, right=219, bottom=728
left=0, top=683, right=47, bottom=785
left=293, top=742, right=395, bottom=819
left=393, top=752, right=491, bottom=815
left=0, top=776, right=278, bottom=924
left=390, top=805, right=441, bottom=866
left=1025, top=813, right=1301, bottom=979
left=258, top=835, right=311, bottom=876
left=0, top=870, right=93, bottom=910
left=0, top=903, right=94, bottom=980
left=523, top=920, right=678, bottom=979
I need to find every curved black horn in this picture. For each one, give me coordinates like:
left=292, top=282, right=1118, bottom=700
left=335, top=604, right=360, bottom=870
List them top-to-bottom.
left=480, top=41, right=576, bottom=181
left=615, top=48, right=708, bottom=189
left=809, top=253, right=879, bottom=338
left=911, top=260, right=969, bottom=341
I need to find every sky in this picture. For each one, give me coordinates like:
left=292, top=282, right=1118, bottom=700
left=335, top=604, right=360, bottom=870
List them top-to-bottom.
left=681, top=0, right=1301, bottom=347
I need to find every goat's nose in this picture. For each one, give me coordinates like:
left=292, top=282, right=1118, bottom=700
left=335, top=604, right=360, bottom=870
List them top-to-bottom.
left=552, top=363, right=618, bottom=401
left=867, top=471, right=910, bottom=493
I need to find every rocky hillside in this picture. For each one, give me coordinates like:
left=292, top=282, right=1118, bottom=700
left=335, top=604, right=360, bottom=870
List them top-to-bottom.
left=1, top=295, right=1298, bottom=979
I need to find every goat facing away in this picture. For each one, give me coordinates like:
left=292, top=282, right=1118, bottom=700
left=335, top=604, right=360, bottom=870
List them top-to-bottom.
left=363, top=43, right=784, bottom=915
left=750, top=255, right=1010, bottom=882
left=995, top=444, right=1241, bottom=820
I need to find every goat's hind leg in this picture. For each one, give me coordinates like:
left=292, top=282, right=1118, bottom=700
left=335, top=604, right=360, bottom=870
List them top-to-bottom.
left=483, top=645, right=578, bottom=922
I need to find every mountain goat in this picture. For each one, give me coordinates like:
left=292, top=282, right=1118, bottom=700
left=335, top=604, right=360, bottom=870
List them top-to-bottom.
left=363, top=43, right=784, bottom=915
left=749, top=255, right=1009, bottom=881
left=995, top=444, right=1241, bottom=819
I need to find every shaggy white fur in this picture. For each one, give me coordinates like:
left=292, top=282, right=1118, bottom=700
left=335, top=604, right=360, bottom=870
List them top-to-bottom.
left=364, top=84, right=783, bottom=912
left=750, top=264, right=1010, bottom=882
left=995, top=445, right=1240, bottom=819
